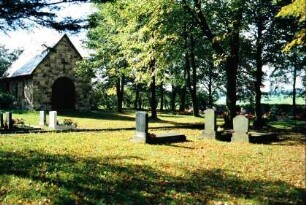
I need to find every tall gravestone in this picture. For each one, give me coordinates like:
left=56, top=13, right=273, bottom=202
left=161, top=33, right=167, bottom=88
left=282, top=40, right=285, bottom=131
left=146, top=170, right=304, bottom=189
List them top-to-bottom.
left=199, top=109, right=217, bottom=139
left=39, top=111, right=46, bottom=126
left=49, top=111, right=57, bottom=129
left=132, top=111, right=148, bottom=143
left=6, top=112, right=13, bottom=130
left=0, top=113, right=3, bottom=128
left=232, top=115, right=249, bottom=142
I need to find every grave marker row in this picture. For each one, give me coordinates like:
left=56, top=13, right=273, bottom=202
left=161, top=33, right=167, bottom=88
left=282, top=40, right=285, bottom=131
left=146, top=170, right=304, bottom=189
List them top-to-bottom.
left=200, top=109, right=250, bottom=142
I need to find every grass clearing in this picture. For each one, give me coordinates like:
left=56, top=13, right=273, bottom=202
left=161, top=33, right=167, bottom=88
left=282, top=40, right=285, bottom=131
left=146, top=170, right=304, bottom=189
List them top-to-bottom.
left=0, top=127, right=305, bottom=204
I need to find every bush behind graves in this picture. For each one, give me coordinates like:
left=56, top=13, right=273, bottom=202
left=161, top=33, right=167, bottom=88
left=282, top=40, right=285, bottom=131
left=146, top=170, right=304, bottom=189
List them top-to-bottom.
left=0, top=92, right=15, bottom=109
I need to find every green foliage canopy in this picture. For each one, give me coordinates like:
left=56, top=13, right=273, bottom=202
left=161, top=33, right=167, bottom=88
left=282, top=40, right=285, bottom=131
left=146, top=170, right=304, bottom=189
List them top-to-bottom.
left=276, top=0, right=305, bottom=51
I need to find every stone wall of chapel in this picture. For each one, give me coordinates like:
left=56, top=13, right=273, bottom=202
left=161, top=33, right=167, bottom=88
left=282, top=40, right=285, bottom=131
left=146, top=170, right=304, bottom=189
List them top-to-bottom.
left=32, top=37, right=91, bottom=111
left=5, top=77, right=33, bottom=109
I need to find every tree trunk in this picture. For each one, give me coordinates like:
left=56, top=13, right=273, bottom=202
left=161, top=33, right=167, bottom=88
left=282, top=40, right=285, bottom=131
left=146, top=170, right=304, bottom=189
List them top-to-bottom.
left=184, top=0, right=244, bottom=127
left=223, top=9, right=243, bottom=128
left=254, top=14, right=264, bottom=129
left=183, top=26, right=199, bottom=116
left=189, top=35, right=199, bottom=116
left=292, top=53, right=297, bottom=120
left=149, top=57, right=157, bottom=119
left=224, top=57, right=238, bottom=128
left=208, top=61, right=214, bottom=108
left=179, top=62, right=187, bottom=112
left=116, top=75, right=124, bottom=113
left=150, top=75, right=157, bottom=119
left=134, top=83, right=140, bottom=110
left=160, top=83, right=164, bottom=111
left=171, top=84, right=177, bottom=113
left=179, top=86, right=186, bottom=112
left=139, top=95, right=142, bottom=110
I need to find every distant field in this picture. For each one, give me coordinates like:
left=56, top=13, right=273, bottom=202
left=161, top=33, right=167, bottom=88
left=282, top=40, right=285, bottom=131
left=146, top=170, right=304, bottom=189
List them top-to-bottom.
left=216, top=95, right=305, bottom=105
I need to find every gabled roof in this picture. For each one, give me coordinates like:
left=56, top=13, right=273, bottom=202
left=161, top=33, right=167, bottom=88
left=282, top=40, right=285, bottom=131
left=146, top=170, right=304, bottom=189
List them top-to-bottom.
left=2, top=34, right=82, bottom=79
left=5, top=51, right=49, bottom=78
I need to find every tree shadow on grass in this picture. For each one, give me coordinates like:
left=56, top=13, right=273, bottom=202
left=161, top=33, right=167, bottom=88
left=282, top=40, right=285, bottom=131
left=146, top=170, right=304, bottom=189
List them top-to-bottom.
left=56, top=110, right=198, bottom=127
left=57, top=110, right=135, bottom=122
left=148, top=117, right=203, bottom=128
left=0, top=150, right=304, bottom=205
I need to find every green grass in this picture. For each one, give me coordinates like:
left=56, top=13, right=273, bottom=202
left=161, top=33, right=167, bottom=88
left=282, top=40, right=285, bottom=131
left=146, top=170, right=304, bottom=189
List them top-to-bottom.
left=0, top=111, right=305, bottom=204
left=268, top=119, right=306, bottom=130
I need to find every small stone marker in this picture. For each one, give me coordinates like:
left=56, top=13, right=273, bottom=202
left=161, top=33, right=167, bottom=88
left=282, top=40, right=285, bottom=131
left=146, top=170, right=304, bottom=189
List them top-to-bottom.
left=199, top=109, right=216, bottom=139
left=39, top=111, right=46, bottom=126
left=49, top=111, right=57, bottom=129
left=133, top=111, right=148, bottom=142
left=6, top=112, right=13, bottom=130
left=0, top=113, right=3, bottom=128
left=232, top=115, right=249, bottom=142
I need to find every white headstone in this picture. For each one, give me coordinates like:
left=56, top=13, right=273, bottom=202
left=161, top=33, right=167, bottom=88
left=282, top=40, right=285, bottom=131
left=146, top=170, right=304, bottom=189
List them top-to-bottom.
left=199, top=109, right=216, bottom=139
left=205, top=109, right=216, bottom=134
left=39, top=111, right=46, bottom=126
left=49, top=111, right=57, bottom=129
left=6, top=112, right=12, bottom=130
left=232, top=115, right=249, bottom=142
left=233, top=115, right=249, bottom=133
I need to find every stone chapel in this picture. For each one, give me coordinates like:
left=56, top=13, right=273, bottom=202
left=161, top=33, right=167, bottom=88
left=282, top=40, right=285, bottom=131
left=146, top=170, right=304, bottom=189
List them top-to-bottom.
left=0, top=34, right=91, bottom=111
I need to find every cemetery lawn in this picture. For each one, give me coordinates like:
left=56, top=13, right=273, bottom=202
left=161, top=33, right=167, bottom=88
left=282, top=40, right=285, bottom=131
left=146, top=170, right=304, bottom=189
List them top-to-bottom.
left=0, top=129, right=305, bottom=204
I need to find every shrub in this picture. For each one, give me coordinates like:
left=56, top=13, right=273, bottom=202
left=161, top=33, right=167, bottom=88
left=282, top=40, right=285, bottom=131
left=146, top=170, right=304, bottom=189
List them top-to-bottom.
left=0, top=92, right=15, bottom=109
left=63, top=118, right=77, bottom=128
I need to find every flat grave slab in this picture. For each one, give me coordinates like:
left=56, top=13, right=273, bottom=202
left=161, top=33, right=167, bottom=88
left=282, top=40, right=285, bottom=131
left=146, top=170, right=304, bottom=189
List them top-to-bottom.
left=132, top=111, right=187, bottom=144
left=249, top=131, right=277, bottom=143
left=147, top=132, right=187, bottom=144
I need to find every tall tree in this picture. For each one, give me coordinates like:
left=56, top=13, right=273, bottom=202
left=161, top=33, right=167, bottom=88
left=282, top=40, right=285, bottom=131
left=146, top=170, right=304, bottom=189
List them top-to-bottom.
left=83, top=0, right=186, bottom=117
left=114, top=0, right=187, bottom=118
left=182, top=0, right=246, bottom=128
left=242, top=0, right=283, bottom=128
left=276, top=0, right=305, bottom=122
left=79, top=1, right=130, bottom=113
left=183, top=25, right=199, bottom=116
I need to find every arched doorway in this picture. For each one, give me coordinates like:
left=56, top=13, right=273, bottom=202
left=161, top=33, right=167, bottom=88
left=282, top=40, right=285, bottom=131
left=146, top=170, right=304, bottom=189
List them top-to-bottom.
left=52, top=77, right=75, bottom=110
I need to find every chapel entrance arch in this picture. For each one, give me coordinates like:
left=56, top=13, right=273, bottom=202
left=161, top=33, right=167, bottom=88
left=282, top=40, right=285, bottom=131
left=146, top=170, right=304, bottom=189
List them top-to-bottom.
left=52, top=77, right=75, bottom=110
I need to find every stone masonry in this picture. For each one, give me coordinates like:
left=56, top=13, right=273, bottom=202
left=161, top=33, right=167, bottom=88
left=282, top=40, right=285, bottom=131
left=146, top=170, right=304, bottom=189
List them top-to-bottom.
left=0, top=34, right=91, bottom=111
